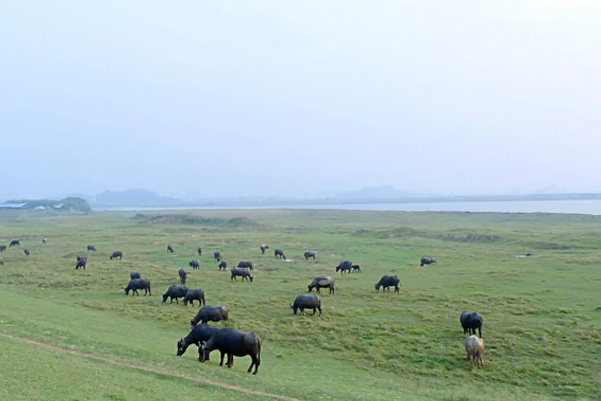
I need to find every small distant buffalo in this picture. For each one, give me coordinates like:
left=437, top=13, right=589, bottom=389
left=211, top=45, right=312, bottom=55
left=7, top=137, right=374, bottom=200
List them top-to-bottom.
left=42, top=238, right=47, bottom=243
left=9, top=240, right=20, bottom=247
left=260, top=244, right=269, bottom=254
left=0, top=245, right=6, bottom=252
left=87, top=245, right=96, bottom=252
left=167, top=245, right=174, bottom=253
left=197, top=247, right=202, bottom=256
left=23, top=248, right=30, bottom=256
left=274, top=249, right=286, bottom=259
left=110, top=251, right=123, bottom=260
left=214, top=251, right=222, bottom=261
left=304, top=251, right=316, bottom=260
left=75, top=255, right=87, bottom=269
left=420, top=257, right=437, bottom=267
left=0, top=258, right=4, bottom=266
left=189, top=259, right=200, bottom=269
left=218, top=260, right=228, bottom=270
left=335, top=260, right=352, bottom=274
left=237, top=261, right=253, bottom=271
left=351, top=264, right=362, bottom=273
left=231, top=267, right=253, bottom=282
left=179, top=269, right=187, bottom=285
left=130, top=271, right=141, bottom=280
left=374, top=275, right=401, bottom=293
left=308, top=276, right=335, bottom=294
left=125, top=278, right=151, bottom=296
left=163, top=285, right=189, bottom=303
left=183, top=288, right=206, bottom=307
left=291, top=294, right=322, bottom=316
left=191, top=305, right=229, bottom=326
left=460, top=311, right=483, bottom=338
left=177, top=324, right=221, bottom=357
left=198, top=328, right=262, bottom=375
left=465, top=335, right=485, bottom=368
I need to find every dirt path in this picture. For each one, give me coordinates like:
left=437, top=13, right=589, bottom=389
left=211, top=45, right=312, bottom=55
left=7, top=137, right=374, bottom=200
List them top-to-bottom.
left=0, top=332, right=307, bottom=401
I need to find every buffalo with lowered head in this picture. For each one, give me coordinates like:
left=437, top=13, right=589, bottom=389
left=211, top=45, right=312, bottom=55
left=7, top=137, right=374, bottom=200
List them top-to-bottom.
left=9, top=240, right=20, bottom=247
left=260, top=244, right=269, bottom=254
left=0, top=245, right=6, bottom=252
left=87, top=245, right=96, bottom=251
left=167, top=245, right=174, bottom=253
left=197, top=246, right=202, bottom=256
left=274, top=249, right=285, bottom=259
left=110, top=251, right=123, bottom=260
left=214, top=251, right=222, bottom=261
left=304, top=251, right=316, bottom=259
left=75, top=255, right=87, bottom=270
left=420, top=256, right=437, bottom=267
left=189, top=259, right=199, bottom=269
left=218, top=260, right=228, bottom=270
left=335, top=260, right=352, bottom=274
left=231, top=267, right=253, bottom=282
left=179, top=268, right=187, bottom=285
left=374, top=275, right=401, bottom=293
left=308, top=276, right=335, bottom=294
left=125, top=278, right=151, bottom=296
left=163, top=285, right=188, bottom=303
left=183, top=288, right=206, bottom=307
left=291, top=294, right=322, bottom=316
left=191, top=305, right=229, bottom=326
left=460, top=311, right=483, bottom=338
left=176, top=324, right=221, bottom=357
left=198, top=328, right=262, bottom=375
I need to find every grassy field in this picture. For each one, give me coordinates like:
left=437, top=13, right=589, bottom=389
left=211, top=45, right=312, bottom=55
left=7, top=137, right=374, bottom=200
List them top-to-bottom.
left=0, top=208, right=600, bottom=401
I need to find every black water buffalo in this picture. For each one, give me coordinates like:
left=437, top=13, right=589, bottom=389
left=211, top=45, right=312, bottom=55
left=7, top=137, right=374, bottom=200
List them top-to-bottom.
left=9, top=240, right=20, bottom=247
left=260, top=244, right=269, bottom=254
left=0, top=245, right=6, bottom=252
left=87, top=245, right=96, bottom=252
left=167, top=245, right=174, bottom=253
left=197, top=247, right=202, bottom=256
left=23, top=248, right=30, bottom=256
left=274, top=249, right=286, bottom=259
left=110, top=251, right=123, bottom=260
left=214, top=251, right=222, bottom=261
left=304, top=251, right=316, bottom=259
left=77, top=254, right=87, bottom=262
left=75, top=257, right=87, bottom=270
left=420, top=257, right=437, bottom=267
left=189, top=259, right=200, bottom=269
left=218, top=260, right=228, bottom=270
left=335, top=260, right=353, bottom=274
left=237, top=261, right=253, bottom=271
left=351, top=264, right=362, bottom=273
left=231, top=267, right=253, bottom=282
left=179, top=268, right=187, bottom=285
left=130, top=271, right=141, bottom=280
left=374, top=275, right=401, bottom=293
left=308, top=276, right=335, bottom=294
left=125, top=278, right=151, bottom=296
left=162, top=285, right=189, bottom=303
left=183, top=288, right=206, bottom=307
left=291, top=294, right=322, bottom=315
left=191, top=305, right=229, bottom=326
left=460, top=311, right=483, bottom=338
left=176, top=324, right=221, bottom=357
left=198, top=328, right=262, bottom=374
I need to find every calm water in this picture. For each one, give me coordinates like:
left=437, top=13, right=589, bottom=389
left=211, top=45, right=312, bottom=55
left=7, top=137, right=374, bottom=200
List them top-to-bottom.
left=97, top=199, right=601, bottom=215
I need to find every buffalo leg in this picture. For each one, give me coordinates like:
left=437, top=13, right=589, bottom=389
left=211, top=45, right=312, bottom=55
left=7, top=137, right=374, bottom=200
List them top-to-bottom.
left=219, top=351, right=225, bottom=366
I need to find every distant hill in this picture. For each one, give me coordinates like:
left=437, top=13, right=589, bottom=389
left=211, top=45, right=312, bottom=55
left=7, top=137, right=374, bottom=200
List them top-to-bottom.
left=336, top=185, right=421, bottom=200
left=93, top=189, right=183, bottom=207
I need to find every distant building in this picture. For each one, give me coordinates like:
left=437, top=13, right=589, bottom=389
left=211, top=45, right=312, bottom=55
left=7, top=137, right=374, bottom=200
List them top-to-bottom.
left=0, top=203, right=27, bottom=209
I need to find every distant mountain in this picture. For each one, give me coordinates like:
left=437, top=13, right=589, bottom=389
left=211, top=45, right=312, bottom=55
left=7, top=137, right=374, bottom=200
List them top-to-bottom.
left=336, top=185, right=421, bottom=200
left=93, top=189, right=183, bottom=207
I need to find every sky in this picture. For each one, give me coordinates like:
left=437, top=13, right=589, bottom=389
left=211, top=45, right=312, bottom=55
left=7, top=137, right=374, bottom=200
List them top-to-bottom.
left=1, top=1, right=600, bottom=200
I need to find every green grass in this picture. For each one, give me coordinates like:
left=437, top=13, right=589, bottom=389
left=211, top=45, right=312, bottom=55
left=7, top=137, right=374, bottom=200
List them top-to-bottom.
left=0, top=209, right=600, bottom=400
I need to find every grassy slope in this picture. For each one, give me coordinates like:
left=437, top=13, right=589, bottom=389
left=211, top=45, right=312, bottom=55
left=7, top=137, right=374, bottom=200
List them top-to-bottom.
left=0, top=209, right=600, bottom=400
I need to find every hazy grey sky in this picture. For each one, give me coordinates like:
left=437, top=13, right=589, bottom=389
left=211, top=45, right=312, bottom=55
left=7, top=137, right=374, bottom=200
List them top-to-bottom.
left=1, top=1, right=600, bottom=199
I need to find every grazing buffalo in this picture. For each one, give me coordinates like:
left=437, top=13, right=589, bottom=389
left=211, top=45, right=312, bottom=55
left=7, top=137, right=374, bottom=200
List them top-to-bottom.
left=9, top=240, right=20, bottom=247
left=260, top=244, right=269, bottom=254
left=0, top=245, right=6, bottom=252
left=87, top=245, right=96, bottom=252
left=167, top=245, right=174, bottom=253
left=197, top=247, right=202, bottom=256
left=23, top=248, right=30, bottom=256
left=274, top=249, right=286, bottom=259
left=110, top=251, right=123, bottom=260
left=214, top=251, right=222, bottom=261
left=304, top=251, right=316, bottom=260
left=75, top=255, right=87, bottom=270
left=420, top=257, right=437, bottom=267
left=189, top=259, right=200, bottom=269
left=218, top=260, right=228, bottom=270
left=335, top=260, right=353, bottom=274
left=237, top=261, right=253, bottom=271
left=351, top=264, right=362, bottom=273
left=231, top=267, right=253, bottom=282
left=179, top=268, right=187, bottom=285
left=130, top=271, right=141, bottom=280
left=374, top=275, right=401, bottom=293
left=308, top=276, right=335, bottom=294
left=124, top=278, right=151, bottom=296
left=162, top=285, right=189, bottom=303
left=183, top=288, right=206, bottom=307
left=291, top=294, right=322, bottom=316
left=191, top=305, right=230, bottom=326
left=460, top=311, right=483, bottom=338
left=177, top=324, right=221, bottom=357
left=198, top=328, right=262, bottom=374
left=465, top=335, right=485, bottom=368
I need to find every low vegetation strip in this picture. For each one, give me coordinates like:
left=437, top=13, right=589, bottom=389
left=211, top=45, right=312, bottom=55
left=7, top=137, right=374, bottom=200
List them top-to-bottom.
left=0, top=332, right=306, bottom=401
